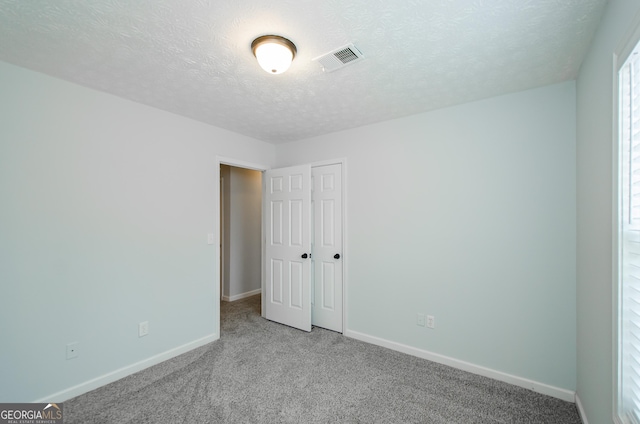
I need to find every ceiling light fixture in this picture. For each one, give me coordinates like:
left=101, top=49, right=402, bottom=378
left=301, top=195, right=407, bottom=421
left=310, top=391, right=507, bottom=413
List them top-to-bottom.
left=251, top=35, right=297, bottom=75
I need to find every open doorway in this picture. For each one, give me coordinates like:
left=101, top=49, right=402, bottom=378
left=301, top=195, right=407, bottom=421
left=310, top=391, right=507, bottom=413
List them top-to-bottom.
left=219, top=164, right=263, bottom=329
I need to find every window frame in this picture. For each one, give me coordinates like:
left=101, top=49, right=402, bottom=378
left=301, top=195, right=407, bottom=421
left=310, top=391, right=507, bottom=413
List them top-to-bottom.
left=615, top=15, right=640, bottom=424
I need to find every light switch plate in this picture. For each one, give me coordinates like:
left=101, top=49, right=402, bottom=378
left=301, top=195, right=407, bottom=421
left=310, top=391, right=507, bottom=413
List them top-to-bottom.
left=139, top=321, right=149, bottom=337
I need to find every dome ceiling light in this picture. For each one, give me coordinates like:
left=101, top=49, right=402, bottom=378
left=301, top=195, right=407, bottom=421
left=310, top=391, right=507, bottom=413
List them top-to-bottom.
left=251, top=35, right=297, bottom=75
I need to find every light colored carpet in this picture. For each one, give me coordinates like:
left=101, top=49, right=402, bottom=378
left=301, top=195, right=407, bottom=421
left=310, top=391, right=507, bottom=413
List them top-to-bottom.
left=65, top=295, right=581, bottom=423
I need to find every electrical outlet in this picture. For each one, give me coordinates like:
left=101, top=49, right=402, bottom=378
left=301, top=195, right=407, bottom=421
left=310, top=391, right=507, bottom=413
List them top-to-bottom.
left=416, top=313, right=425, bottom=327
left=427, top=315, right=435, bottom=329
left=139, top=321, right=149, bottom=337
left=66, top=342, right=79, bottom=360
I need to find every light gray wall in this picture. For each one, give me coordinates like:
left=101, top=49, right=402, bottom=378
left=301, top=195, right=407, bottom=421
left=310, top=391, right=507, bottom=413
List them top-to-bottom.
left=576, top=1, right=640, bottom=423
left=0, top=60, right=275, bottom=402
left=275, top=82, right=577, bottom=392
left=227, top=166, right=262, bottom=298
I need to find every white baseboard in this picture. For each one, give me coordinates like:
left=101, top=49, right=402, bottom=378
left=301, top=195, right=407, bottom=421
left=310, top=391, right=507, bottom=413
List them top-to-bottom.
left=222, top=288, right=261, bottom=302
left=344, top=329, right=576, bottom=403
left=34, top=333, right=218, bottom=403
left=575, top=393, right=589, bottom=424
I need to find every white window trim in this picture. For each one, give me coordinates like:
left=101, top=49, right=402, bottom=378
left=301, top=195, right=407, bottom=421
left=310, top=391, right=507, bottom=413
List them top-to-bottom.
left=614, top=13, right=640, bottom=424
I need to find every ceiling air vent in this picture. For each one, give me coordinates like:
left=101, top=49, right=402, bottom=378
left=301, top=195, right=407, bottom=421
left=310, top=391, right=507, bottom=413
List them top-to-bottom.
left=312, top=44, right=364, bottom=73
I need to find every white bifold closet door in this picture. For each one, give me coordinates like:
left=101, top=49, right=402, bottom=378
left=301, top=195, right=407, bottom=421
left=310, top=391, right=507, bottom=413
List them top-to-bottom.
left=264, top=163, right=343, bottom=333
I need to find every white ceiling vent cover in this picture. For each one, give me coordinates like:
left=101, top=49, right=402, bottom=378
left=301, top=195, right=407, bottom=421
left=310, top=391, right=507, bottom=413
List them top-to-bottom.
left=312, top=44, right=364, bottom=73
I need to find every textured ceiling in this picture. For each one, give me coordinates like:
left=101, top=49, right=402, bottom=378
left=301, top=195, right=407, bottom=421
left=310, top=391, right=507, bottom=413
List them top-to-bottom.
left=0, top=0, right=608, bottom=144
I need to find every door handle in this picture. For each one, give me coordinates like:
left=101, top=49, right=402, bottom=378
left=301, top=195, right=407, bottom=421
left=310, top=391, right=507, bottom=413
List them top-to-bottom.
left=301, top=253, right=309, bottom=259
left=334, top=254, right=340, bottom=259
